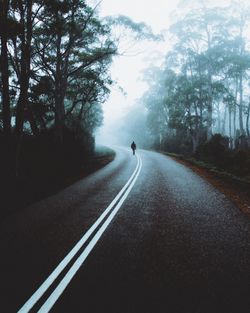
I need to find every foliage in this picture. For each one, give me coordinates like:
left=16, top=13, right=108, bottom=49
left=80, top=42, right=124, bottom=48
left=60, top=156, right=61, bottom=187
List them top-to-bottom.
left=0, top=0, right=118, bottom=182
left=0, top=0, right=116, bottom=139
left=142, top=2, right=250, bottom=154
left=194, top=134, right=250, bottom=178
left=195, top=134, right=230, bottom=166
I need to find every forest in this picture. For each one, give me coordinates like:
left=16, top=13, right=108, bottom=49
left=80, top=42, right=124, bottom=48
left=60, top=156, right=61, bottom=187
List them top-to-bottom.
left=0, top=0, right=120, bottom=213
left=0, top=0, right=158, bottom=216
left=1, top=0, right=250, bottom=216
left=1, top=2, right=250, bottom=312
left=138, top=2, right=250, bottom=180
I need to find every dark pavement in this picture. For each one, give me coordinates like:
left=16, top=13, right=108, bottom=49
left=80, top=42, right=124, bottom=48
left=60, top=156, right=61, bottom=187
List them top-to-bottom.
left=1, top=147, right=250, bottom=313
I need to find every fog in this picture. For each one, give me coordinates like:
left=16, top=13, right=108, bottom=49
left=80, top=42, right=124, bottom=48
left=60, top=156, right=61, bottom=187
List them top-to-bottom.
left=96, top=0, right=250, bottom=153
left=96, top=0, right=176, bottom=145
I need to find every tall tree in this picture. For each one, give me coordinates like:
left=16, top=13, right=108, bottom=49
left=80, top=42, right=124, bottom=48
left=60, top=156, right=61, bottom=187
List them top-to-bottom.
left=0, top=0, right=11, bottom=137
left=33, top=0, right=116, bottom=143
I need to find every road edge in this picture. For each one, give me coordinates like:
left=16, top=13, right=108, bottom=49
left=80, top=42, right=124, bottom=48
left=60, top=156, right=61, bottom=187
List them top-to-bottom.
left=161, top=151, right=250, bottom=217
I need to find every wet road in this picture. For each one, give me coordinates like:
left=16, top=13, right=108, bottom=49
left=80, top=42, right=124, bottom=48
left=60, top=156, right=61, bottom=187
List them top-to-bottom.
left=0, top=147, right=250, bottom=313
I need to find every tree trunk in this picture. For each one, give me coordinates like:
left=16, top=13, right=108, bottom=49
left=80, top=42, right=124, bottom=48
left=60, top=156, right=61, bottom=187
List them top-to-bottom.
left=0, top=0, right=11, bottom=137
left=14, top=0, right=33, bottom=177
left=54, top=20, right=65, bottom=144
left=205, top=27, right=213, bottom=140
left=207, top=67, right=213, bottom=139
left=239, top=73, right=244, bottom=135
left=233, top=79, right=238, bottom=140
left=54, top=90, right=64, bottom=144
left=246, top=100, right=250, bottom=137
left=217, top=103, right=221, bottom=133
left=221, top=104, right=227, bottom=135
left=228, top=106, right=232, bottom=149
left=27, top=107, right=39, bottom=136
left=192, top=133, right=199, bottom=154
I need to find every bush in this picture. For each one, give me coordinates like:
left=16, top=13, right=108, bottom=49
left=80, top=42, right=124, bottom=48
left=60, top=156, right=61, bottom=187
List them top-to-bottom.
left=0, top=126, right=95, bottom=186
left=18, top=126, right=94, bottom=181
left=0, top=127, right=96, bottom=218
left=162, top=132, right=193, bottom=155
left=195, top=134, right=230, bottom=167
left=195, top=134, right=250, bottom=178
left=229, top=150, right=250, bottom=177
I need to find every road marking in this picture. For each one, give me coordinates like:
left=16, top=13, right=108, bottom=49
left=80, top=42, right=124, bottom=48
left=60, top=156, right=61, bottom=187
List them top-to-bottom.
left=18, top=153, right=142, bottom=313
left=38, top=156, right=142, bottom=313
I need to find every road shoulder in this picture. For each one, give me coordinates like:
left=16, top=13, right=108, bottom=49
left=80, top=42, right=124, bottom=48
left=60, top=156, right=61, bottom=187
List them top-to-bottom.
left=162, top=152, right=250, bottom=216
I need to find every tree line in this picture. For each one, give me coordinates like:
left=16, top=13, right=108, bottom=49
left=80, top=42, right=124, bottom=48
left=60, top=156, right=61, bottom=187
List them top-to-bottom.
left=0, top=0, right=118, bottom=177
left=0, top=0, right=158, bottom=192
left=143, top=2, right=250, bottom=154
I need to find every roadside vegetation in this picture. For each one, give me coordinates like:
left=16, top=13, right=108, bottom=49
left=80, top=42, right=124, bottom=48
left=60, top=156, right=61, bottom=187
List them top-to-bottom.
left=0, top=0, right=158, bottom=218
left=0, top=0, right=116, bottom=219
left=126, top=1, right=250, bottom=201
left=142, top=2, right=250, bottom=154
left=165, top=134, right=250, bottom=184
left=0, top=140, right=115, bottom=220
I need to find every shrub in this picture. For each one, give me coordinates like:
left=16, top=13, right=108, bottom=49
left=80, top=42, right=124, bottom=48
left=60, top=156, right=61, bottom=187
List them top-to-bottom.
left=195, top=134, right=230, bottom=167
left=195, top=134, right=250, bottom=177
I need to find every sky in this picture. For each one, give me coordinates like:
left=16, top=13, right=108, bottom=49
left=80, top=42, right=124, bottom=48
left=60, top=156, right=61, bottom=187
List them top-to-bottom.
left=95, top=0, right=178, bottom=142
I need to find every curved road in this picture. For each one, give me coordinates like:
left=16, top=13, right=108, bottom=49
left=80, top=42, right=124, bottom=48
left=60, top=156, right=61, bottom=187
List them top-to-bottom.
left=0, top=147, right=250, bottom=313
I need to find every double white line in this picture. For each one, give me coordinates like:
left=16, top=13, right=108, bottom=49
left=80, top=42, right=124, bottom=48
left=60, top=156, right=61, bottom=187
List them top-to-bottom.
left=18, top=153, right=142, bottom=313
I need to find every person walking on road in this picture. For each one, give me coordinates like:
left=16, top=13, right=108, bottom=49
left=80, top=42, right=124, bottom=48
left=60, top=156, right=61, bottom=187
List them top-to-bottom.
left=131, top=141, right=136, bottom=155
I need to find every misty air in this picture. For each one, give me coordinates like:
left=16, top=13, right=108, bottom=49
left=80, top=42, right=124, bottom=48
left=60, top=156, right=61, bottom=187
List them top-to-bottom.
left=0, top=1, right=250, bottom=313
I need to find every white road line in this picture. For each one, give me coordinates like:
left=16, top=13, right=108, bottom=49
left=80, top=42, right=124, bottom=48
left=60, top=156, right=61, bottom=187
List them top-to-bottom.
left=18, top=153, right=142, bottom=313
left=37, top=155, right=142, bottom=313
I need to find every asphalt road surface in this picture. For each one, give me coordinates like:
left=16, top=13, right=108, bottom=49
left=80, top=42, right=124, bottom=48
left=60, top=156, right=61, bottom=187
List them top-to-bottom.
left=1, top=147, right=250, bottom=313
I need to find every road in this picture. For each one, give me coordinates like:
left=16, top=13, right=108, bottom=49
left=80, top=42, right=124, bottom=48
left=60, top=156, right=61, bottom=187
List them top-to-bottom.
left=0, top=147, right=250, bottom=313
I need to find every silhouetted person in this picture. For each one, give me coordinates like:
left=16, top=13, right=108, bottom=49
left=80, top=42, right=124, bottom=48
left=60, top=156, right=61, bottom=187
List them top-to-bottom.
left=131, top=141, right=136, bottom=155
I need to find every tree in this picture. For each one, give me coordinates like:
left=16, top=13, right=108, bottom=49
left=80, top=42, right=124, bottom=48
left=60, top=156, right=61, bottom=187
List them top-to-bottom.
left=0, top=0, right=11, bottom=137
left=0, top=0, right=117, bottom=178
left=32, top=0, right=116, bottom=143
left=142, top=2, right=250, bottom=154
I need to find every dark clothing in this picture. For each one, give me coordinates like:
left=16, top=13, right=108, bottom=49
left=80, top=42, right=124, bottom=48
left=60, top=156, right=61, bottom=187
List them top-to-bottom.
left=131, top=142, right=136, bottom=155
